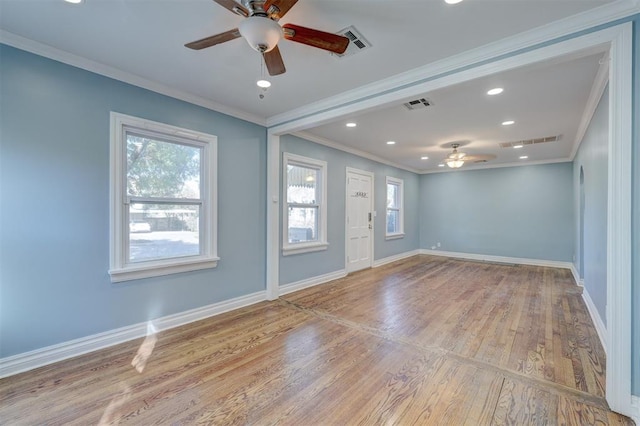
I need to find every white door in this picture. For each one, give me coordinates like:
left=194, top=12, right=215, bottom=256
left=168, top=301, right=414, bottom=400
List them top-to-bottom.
left=346, top=168, right=374, bottom=273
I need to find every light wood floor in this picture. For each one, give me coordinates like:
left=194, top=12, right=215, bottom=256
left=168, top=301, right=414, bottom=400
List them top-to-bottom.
left=0, top=256, right=633, bottom=425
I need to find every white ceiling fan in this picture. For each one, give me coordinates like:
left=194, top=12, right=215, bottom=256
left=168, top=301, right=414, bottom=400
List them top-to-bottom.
left=443, top=143, right=496, bottom=168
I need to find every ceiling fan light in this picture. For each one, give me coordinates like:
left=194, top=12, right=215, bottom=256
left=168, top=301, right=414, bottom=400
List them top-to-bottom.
left=239, top=17, right=283, bottom=53
left=446, top=159, right=465, bottom=168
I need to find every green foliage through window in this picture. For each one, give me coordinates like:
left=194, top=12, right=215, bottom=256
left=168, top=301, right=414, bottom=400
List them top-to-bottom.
left=127, top=134, right=200, bottom=199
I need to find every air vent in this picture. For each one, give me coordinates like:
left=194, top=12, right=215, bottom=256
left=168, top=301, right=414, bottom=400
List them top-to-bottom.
left=334, top=26, right=371, bottom=58
left=403, top=98, right=433, bottom=111
left=499, top=135, right=560, bottom=148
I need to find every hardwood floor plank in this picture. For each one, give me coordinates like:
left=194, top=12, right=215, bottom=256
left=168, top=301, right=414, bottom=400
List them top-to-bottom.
left=0, top=255, right=630, bottom=425
left=492, top=378, right=558, bottom=425
left=557, top=394, right=634, bottom=426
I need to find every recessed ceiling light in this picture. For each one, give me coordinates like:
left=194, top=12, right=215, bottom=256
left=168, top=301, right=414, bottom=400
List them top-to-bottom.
left=64, top=0, right=83, bottom=3
left=445, top=0, right=463, bottom=4
left=256, top=79, right=271, bottom=88
left=487, top=88, right=503, bottom=95
left=502, top=120, right=515, bottom=126
left=346, top=122, right=357, bottom=128
left=386, top=141, right=396, bottom=145
left=513, top=144, right=523, bottom=149
left=421, top=156, right=429, bottom=160
left=519, top=156, right=528, bottom=159
left=438, top=164, right=445, bottom=167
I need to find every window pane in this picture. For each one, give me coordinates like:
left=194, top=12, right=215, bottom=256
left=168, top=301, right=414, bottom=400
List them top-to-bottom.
left=127, top=134, right=201, bottom=199
left=287, top=165, right=317, bottom=204
left=387, top=183, right=398, bottom=208
left=129, top=203, right=200, bottom=262
left=288, top=207, right=318, bottom=243
left=387, top=209, right=399, bottom=234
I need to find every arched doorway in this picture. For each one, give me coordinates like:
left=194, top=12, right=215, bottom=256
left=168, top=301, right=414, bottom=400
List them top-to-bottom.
left=579, top=166, right=585, bottom=279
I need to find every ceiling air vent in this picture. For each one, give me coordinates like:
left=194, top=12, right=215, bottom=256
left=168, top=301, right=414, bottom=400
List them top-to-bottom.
left=334, top=26, right=371, bottom=58
left=403, top=98, right=432, bottom=111
left=499, top=135, right=560, bottom=148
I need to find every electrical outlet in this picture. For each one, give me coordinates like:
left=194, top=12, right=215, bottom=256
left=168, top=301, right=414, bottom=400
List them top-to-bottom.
left=437, top=241, right=441, bottom=248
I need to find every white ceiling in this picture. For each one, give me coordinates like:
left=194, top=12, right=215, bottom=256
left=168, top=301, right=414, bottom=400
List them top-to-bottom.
left=0, top=0, right=633, bottom=172
left=302, top=51, right=605, bottom=172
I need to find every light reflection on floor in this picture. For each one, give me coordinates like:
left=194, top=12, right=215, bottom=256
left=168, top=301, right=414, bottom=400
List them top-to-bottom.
left=98, top=321, right=158, bottom=425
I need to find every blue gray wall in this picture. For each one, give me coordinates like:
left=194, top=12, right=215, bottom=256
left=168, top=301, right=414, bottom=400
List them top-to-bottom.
left=1, top=13, right=639, bottom=398
left=631, top=13, right=640, bottom=398
left=0, top=45, right=267, bottom=358
left=573, top=86, right=608, bottom=325
left=279, top=135, right=420, bottom=284
left=419, top=163, right=574, bottom=262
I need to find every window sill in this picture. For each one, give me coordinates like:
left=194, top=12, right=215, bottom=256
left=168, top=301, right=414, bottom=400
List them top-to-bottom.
left=385, top=233, right=405, bottom=241
left=282, top=242, right=329, bottom=256
left=109, top=256, right=220, bottom=283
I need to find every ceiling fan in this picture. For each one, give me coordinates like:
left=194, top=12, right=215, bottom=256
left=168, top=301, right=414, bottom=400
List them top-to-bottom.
left=185, top=0, right=350, bottom=76
left=443, top=143, right=496, bottom=169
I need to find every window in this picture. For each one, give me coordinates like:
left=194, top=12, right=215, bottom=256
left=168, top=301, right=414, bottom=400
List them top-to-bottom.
left=109, top=112, right=218, bottom=282
left=283, top=153, right=328, bottom=255
left=386, top=176, right=404, bottom=239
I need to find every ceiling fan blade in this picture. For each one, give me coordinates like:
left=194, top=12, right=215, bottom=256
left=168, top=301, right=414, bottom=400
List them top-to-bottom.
left=212, top=0, right=249, bottom=17
left=264, top=0, right=298, bottom=20
left=283, top=24, right=349, bottom=54
left=185, top=28, right=241, bottom=50
left=263, top=45, right=286, bottom=76
left=463, top=154, right=497, bottom=162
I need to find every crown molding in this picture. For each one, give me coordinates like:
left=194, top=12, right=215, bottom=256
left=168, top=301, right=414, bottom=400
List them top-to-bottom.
left=266, top=0, right=639, bottom=130
left=0, top=31, right=267, bottom=127
left=570, top=53, right=610, bottom=160
left=301, top=130, right=577, bottom=175
left=292, top=131, right=421, bottom=174
left=294, top=131, right=573, bottom=175
left=419, top=158, right=573, bottom=174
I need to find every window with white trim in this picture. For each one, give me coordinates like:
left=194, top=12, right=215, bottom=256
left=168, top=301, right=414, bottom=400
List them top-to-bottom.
left=109, top=112, right=218, bottom=282
left=283, top=153, right=328, bottom=255
left=386, top=176, right=404, bottom=239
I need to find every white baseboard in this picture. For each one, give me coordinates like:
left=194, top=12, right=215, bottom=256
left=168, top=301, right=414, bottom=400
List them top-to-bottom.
left=373, top=249, right=421, bottom=268
left=420, top=249, right=574, bottom=270
left=421, top=249, right=612, bottom=363
left=570, top=263, right=584, bottom=287
left=280, top=269, right=347, bottom=296
left=581, top=287, right=607, bottom=353
left=0, top=290, right=267, bottom=378
left=631, top=395, right=639, bottom=424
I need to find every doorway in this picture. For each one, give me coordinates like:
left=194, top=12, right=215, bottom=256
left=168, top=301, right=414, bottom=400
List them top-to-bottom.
left=580, top=166, right=585, bottom=279
left=345, top=168, right=374, bottom=273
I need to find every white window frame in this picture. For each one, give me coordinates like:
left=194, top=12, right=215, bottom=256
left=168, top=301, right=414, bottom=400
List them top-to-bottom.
left=109, top=112, right=218, bottom=282
left=282, top=152, right=328, bottom=256
left=385, top=176, right=404, bottom=239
